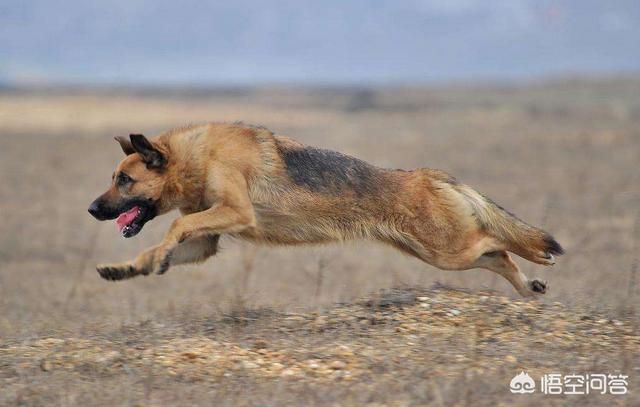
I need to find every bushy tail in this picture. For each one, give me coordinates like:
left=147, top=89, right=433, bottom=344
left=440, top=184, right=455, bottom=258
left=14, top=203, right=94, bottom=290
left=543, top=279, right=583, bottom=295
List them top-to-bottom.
left=456, top=184, right=564, bottom=264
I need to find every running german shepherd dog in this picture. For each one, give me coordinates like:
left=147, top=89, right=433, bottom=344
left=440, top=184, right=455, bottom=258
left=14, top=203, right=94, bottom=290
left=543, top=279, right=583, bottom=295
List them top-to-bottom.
left=88, top=123, right=563, bottom=297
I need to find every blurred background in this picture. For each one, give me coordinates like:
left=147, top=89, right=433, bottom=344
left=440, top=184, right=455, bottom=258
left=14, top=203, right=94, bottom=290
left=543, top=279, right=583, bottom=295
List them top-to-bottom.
left=1, top=0, right=639, bottom=335
left=2, top=0, right=640, bottom=85
left=1, top=1, right=640, bottom=405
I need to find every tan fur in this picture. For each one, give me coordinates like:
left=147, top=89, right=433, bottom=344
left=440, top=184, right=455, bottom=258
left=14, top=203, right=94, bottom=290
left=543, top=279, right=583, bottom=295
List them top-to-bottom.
left=93, top=123, right=562, bottom=297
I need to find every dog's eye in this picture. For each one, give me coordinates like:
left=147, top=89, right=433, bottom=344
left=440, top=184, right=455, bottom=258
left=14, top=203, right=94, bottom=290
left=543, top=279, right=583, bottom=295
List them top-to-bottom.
left=117, top=172, right=133, bottom=185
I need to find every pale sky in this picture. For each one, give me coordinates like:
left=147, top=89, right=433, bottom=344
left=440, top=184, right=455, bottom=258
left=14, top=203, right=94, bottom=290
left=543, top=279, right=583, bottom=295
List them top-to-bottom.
left=1, top=0, right=639, bottom=84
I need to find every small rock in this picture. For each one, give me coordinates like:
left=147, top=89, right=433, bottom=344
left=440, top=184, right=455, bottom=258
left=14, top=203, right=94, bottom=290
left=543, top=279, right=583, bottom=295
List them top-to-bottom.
left=449, top=309, right=461, bottom=316
left=37, top=338, right=65, bottom=347
left=253, top=340, right=268, bottom=349
left=336, top=345, right=354, bottom=356
left=96, top=351, right=121, bottom=364
left=182, top=351, right=199, bottom=360
left=505, top=355, right=518, bottom=363
left=40, top=359, right=52, bottom=372
left=330, top=360, right=346, bottom=370
left=242, top=361, right=259, bottom=369
left=281, top=368, right=296, bottom=377
left=317, top=368, right=333, bottom=376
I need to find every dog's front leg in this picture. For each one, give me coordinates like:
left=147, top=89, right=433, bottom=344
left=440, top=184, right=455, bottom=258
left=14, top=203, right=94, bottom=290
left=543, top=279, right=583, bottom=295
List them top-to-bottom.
left=151, top=203, right=255, bottom=275
left=97, top=235, right=221, bottom=281
left=96, top=244, right=159, bottom=281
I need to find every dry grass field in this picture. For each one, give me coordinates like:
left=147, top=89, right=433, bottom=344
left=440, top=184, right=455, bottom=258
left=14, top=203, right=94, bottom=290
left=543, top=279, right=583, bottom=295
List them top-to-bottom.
left=1, top=78, right=639, bottom=405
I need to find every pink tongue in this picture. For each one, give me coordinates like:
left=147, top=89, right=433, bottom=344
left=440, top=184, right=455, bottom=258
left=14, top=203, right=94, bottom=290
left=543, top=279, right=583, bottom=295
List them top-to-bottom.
left=116, top=206, right=140, bottom=232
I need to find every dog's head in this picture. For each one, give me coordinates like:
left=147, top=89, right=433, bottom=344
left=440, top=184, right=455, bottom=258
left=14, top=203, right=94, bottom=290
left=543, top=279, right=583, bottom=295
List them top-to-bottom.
left=88, top=134, right=170, bottom=238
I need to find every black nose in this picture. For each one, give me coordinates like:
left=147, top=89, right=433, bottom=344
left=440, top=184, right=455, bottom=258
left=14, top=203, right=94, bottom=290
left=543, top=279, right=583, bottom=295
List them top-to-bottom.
left=88, top=200, right=103, bottom=219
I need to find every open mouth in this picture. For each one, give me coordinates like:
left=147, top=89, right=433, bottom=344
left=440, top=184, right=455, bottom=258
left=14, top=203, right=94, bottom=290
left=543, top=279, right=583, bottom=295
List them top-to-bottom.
left=115, top=204, right=153, bottom=238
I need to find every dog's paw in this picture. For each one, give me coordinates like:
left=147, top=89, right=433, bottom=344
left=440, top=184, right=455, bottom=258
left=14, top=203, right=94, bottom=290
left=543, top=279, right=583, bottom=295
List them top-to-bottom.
left=150, top=249, right=172, bottom=275
left=532, top=251, right=556, bottom=266
left=156, top=253, right=172, bottom=275
left=541, top=253, right=556, bottom=266
left=97, top=263, right=139, bottom=281
left=528, top=279, right=547, bottom=294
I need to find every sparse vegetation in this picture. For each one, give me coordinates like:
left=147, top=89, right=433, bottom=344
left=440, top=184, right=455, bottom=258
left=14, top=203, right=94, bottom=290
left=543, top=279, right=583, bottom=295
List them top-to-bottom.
left=2, top=286, right=638, bottom=405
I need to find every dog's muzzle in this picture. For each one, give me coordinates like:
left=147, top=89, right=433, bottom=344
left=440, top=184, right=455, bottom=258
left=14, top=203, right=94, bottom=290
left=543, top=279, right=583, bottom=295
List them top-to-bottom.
left=88, top=199, right=111, bottom=220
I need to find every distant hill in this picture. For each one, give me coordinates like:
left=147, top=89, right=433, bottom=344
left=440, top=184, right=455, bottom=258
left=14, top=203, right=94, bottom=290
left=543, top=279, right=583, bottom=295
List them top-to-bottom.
left=1, top=0, right=639, bottom=84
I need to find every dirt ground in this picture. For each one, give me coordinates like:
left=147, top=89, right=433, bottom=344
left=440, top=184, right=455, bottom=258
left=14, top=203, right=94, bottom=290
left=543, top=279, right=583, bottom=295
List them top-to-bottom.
left=0, top=78, right=639, bottom=405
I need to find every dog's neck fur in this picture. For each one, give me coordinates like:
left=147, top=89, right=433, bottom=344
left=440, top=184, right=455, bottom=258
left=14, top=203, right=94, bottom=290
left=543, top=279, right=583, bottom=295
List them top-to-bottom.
left=157, top=127, right=210, bottom=215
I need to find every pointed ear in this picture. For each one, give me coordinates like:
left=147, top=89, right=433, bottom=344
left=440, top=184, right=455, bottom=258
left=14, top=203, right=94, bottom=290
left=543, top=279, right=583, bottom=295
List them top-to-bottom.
left=129, top=134, right=167, bottom=169
left=115, top=136, right=136, bottom=155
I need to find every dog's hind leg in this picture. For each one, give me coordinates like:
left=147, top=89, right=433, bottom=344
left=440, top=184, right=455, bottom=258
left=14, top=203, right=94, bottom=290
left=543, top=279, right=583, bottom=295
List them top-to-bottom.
left=396, top=224, right=547, bottom=297
left=383, top=229, right=546, bottom=297
left=473, top=250, right=547, bottom=297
